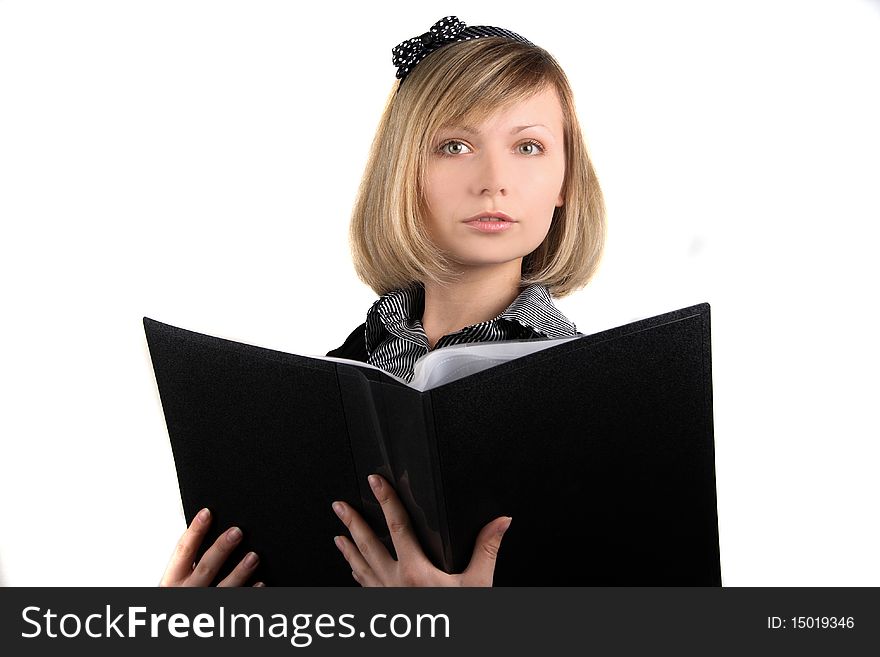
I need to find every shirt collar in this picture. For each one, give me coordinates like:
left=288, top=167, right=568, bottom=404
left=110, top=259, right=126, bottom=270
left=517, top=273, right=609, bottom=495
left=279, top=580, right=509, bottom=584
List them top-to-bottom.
left=365, top=282, right=578, bottom=357
left=497, top=283, right=579, bottom=339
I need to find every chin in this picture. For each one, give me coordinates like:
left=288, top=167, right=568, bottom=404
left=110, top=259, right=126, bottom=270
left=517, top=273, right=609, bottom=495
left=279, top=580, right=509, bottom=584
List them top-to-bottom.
left=445, top=240, right=543, bottom=265
left=447, top=250, right=532, bottom=268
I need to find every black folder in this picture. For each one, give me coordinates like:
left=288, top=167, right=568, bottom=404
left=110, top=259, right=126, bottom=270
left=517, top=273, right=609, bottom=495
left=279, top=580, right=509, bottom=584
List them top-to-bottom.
left=143, top=303, right=720, bottom=586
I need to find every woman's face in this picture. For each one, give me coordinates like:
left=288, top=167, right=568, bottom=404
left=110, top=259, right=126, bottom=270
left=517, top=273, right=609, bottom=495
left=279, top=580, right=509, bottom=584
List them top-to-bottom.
left=422, top=86, right=566, bottom=271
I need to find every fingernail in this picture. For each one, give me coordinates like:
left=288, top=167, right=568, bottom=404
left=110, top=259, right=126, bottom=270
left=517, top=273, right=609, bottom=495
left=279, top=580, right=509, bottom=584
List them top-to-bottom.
left=368, top=474, right=381, bottom=491
left=332, top=502, right=345, bottom=518
left=197, top=508, right=210, bottom=523
left=498, top=517, right=512, bottom=535
left=227, top=527, right=242, bottom=543
left=334, top=536, right=344, bottom=552
left=244, top=551, right=259, bottom=567
left=254, top=581, right=265, bottom=588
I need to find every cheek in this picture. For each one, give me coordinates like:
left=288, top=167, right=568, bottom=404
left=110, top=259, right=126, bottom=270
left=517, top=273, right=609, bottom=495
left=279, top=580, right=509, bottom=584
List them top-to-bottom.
left=519, top=166, right=564, bottom=211
left=423, top=168, right=454, bottom=215
left=530, top=212, right=555, bottom=243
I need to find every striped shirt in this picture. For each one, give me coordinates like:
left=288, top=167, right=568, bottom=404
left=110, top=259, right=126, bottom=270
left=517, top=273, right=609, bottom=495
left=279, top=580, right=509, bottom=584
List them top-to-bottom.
left=365, top=282, right=581, bottom=383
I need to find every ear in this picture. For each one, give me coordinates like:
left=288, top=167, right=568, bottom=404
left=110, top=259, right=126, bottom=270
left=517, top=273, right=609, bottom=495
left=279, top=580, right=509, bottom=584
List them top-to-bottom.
left=555, top=189, right=565, bottom=208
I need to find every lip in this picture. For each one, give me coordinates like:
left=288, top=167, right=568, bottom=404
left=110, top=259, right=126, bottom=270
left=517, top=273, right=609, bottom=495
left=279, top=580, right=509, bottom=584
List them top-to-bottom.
left=463, top=211, right=516, bottom=223
left=464, top=211, right=517, bottom=233
left=465, top=220, right=515, bottom=233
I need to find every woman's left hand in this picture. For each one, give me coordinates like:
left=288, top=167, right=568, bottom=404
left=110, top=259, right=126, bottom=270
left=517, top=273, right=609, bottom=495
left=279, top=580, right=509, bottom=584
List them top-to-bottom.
left=332, top=474, right=511, bottom=587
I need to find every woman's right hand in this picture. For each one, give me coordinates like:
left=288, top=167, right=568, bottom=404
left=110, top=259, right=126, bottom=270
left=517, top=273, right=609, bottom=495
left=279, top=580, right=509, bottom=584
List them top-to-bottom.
left=159, top=508, right=264, bottom=587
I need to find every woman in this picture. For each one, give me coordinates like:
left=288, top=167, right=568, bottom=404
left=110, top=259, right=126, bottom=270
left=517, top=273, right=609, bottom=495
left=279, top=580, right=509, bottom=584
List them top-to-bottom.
left=160, top=16, right=605, bottom=588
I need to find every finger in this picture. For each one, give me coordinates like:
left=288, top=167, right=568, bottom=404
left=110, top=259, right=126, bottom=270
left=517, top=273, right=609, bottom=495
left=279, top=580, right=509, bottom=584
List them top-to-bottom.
left=367, top=474, right=425, bottom=565
left=332, top=501, right=394, bottom=574
left=161, top=508, right=213, bottom=585
left=462, top=516, right=512, bottom=586
left=184, top=525, right=244, bottom=587
left=334, top=535, right=381, bottom=586
left=217, top=551, right=260, bottom=587
left=351, top=567, right=381, bottom=587
left=253, top=581, right=266, bottom=587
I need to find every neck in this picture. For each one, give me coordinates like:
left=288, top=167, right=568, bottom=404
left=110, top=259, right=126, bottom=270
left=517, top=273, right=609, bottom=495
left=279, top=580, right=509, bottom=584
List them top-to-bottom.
left=420, top=259, right=524, bottom=350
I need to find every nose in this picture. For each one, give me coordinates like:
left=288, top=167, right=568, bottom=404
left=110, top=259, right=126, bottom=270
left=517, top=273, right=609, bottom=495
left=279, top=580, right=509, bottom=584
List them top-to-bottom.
left=473, top=150, right=508, bottom=198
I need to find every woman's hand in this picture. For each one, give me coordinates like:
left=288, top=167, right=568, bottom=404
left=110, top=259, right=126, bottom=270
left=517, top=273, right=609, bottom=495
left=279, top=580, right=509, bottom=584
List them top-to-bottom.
left=332, top=474, right=512, bottom=587
left=159, top=508, right=265, bottom=587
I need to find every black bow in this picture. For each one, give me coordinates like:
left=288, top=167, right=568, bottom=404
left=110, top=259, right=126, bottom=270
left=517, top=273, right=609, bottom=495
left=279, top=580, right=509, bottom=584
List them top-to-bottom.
left=391, top=16, right=467, bottom=80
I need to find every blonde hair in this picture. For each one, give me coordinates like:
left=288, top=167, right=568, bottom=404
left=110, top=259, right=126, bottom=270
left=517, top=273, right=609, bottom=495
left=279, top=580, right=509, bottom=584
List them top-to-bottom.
left=350, top=37, right=606, bottom=298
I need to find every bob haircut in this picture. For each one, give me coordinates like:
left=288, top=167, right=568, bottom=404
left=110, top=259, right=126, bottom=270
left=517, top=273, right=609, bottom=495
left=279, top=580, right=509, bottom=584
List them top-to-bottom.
left=350, top=37, right=606, bottom=298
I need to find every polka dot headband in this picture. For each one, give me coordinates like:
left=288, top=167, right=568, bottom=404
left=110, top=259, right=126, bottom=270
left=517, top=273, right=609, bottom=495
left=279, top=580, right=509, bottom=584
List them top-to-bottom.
left=391, top=16, right=534, bottom=86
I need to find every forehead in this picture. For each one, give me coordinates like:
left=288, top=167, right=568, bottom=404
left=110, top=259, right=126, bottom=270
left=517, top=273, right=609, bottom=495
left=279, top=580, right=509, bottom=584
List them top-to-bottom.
left=442, top=86, right=564, bottom=134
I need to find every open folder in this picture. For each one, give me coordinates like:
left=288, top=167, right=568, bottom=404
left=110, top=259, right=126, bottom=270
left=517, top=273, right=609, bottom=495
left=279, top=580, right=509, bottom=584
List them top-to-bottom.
left=143, top=303, right=721, bottom=586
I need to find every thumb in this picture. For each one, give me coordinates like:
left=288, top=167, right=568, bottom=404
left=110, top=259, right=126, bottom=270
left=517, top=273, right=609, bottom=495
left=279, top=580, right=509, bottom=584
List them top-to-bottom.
left=462, top=516, right=512, bottom=586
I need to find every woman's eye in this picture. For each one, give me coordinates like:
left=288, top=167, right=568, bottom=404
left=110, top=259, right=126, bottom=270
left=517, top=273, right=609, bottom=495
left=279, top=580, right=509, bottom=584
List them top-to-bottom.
left=437, top=140, right=544, bottom=156
left=438, top=140, right=472, bottom=155
left=517, top=140, right=545, bottom=155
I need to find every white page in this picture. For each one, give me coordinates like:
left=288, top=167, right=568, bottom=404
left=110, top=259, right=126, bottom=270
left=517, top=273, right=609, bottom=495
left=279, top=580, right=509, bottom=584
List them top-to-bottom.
left=313, top=335, right=583, bottom=392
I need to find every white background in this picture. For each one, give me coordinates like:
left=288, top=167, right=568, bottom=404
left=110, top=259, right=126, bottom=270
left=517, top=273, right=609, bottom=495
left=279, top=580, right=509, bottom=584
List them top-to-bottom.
left=1, top=0, right=878, bottom=586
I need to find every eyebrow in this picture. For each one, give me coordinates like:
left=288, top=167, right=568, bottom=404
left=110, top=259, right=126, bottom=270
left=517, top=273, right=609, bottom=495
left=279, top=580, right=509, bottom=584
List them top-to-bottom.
left=441, top=123, right=552, bottom=135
